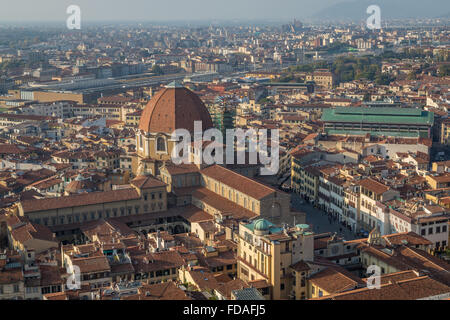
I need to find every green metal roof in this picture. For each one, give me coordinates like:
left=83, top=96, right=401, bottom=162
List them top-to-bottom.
left=321, top=107, right=434, bottom=126
left=325, top=129, right=423, bottom=138
left=245, top=219, right=283, bottom=234
left=245, top=219, right=274, bottom=232
left=254, top=219, right=271, bottom=231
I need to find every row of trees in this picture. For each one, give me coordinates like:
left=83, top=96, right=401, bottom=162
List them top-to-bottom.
left=282, top=54, right=394, bottom=85
left=331, top=56, right=382, bottom=82
left=0, top=59, right=26, bottom=75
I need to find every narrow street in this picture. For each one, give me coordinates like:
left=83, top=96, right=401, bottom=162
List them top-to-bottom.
left=291, top=193, right=358, bottom=241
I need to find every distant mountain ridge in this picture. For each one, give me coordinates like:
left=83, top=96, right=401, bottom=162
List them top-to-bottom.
left=312, top=0, right=450, bottom=21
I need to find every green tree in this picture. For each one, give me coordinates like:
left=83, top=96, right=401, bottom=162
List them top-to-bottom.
left=151, top=64, right=164, bottom=75
left=438, top=64, right=450, bottom=77
left=407, top=71, right=417, bottom=80
left=375, top=74, right=394, bottom=85
left=258, top=97, right=273, bottom=104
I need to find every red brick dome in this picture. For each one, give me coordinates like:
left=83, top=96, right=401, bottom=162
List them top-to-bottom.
left=138, top=82, right=213, bottom=134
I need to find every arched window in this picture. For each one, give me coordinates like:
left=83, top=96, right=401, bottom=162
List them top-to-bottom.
left=156, top=136, right=166, bottom=152
left=271, top=202, right=281, bottom=217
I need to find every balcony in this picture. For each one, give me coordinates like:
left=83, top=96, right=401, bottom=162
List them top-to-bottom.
left=237, top=257, right=268, bottom=280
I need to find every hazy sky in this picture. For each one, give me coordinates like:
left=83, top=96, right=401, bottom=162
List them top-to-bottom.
left=0, top=0, right=350, bottom=22
left=0, top=0, right=447, bottom=23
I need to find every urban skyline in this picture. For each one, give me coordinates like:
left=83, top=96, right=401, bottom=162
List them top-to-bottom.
left=0, top=0, right=449, bottom=307
left=0, top=0, right=448, bottom=23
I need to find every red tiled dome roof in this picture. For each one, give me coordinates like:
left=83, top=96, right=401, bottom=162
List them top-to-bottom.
left=138, top=83, right=213, bottom=134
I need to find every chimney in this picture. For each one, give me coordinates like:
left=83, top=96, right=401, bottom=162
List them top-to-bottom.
left=156, top=230, right=162, bottom=251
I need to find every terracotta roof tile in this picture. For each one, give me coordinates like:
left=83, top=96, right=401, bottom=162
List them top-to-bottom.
left=138, top=86, right=213, bottom=134
left=200, top=165, right=276, bottom=200
left=131, top=175, right=166, bottom=189
left=358, top=178, right=390, bottom=194
left=21, top=188, right=140, bottom=213
left=309, top=266, right=364, bottom=294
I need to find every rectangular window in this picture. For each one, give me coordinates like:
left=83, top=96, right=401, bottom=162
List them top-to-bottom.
left=42, top=287, right=51, bottom=294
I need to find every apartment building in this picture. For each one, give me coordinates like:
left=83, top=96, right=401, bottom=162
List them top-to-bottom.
left=305, top=70, right=336, bottom=89
left=17, top=101, right=74, bottom=119
left=72, top=104, right=123, bottom=120
left=0, top=113, right=53, bottom=130
left=440, top=118, right=450, bottom=145
left=358, top=178, right=400, bottom=234
left=343, top=184, right=360, bottom=232
left=382, top=201, right=449, bottom=251
left=236, top=219, right=314, bottom=300
left=357, top=228, right=450, bottom=283
left=0, top=266, right=24, bottom=300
